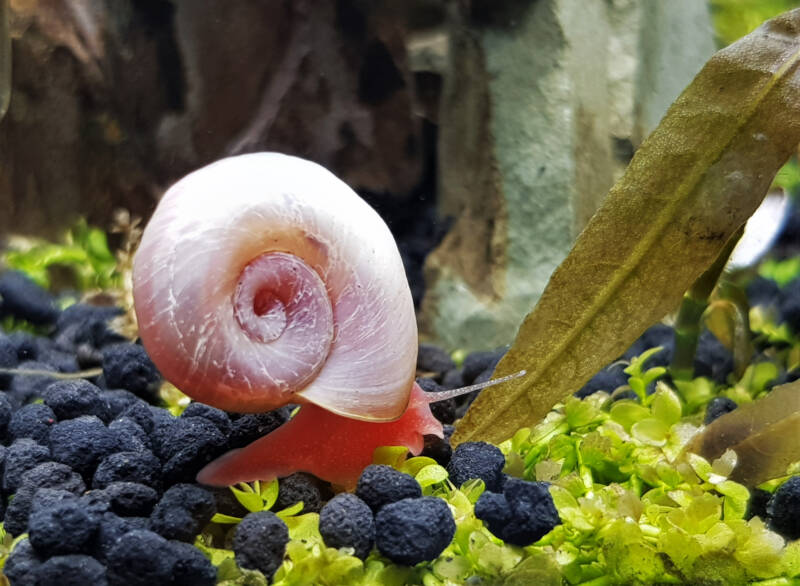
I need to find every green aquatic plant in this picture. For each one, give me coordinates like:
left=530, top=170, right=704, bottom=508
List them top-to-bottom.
left=2, top=218, right=119, bottom=292
left=210, top=480, right=306, bottom=525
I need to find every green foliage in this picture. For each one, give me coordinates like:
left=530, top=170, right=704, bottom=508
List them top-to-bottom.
left=711, top=0, right=800, bottom=46
left=774, top=158, right=800, bottom=196
left=2, top=219, right=120, bottom=292
left=759, top=258, right=800, bottom=287
left=210, top=480, right=306, bottom=525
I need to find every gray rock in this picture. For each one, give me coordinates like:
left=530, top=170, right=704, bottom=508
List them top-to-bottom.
left=421, top=0, right=714, bottom=351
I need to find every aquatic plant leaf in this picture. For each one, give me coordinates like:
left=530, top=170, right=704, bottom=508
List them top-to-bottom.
left=453, top=9, right=800, bottom=446
left=687, top=380, right=800, bottom=486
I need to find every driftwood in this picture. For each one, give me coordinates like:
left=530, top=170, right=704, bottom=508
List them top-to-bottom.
left=0, top=0, right=426, bottom=237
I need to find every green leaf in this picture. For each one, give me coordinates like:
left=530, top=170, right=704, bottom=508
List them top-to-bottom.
left=452, top=9, right=800, bottom=447
left=759, top=257, right=800, bottom=286
left=624, top=347, right=665, bottom=378
left=651, top=387, right=683, bottom=426
left=609, top=401, right=651, bottom=431
left=631, top=418, right=670, bottom=446
left=372, top=446, right=409, bottom=470
left=401, top=456, right=439, bottom=477
left=415, top=464, right=449, bottom=488
left=259, top=478, right=280, bottom=511
left=459, top=478, right=486, bottom=503
left=717, top=480, right=750, bottom=520
left=230, top=485, right=264, bottom=513
left=275, top=501, right=304, bottom=518
left=210, top=513, right=243, bottom=524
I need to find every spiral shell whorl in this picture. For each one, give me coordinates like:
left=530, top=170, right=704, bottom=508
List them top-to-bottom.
left=133, top=153, right=417, bottom=420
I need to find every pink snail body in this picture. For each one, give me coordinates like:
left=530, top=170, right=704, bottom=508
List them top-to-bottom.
left=133, top=153, right=520, bottom=488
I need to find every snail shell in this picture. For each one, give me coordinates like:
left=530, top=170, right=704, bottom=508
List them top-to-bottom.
left=132, top=153, right=417, bottom=421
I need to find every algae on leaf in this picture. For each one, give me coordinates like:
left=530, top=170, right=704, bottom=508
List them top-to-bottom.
left=453, top=9, right=800, bottom=447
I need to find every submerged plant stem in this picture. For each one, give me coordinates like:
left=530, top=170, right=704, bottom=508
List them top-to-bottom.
left=671, top=225, right=744, bottom=379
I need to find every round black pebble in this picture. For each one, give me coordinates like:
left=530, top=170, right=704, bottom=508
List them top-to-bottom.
left=0, top=270, right=59, bottom=325
left=693, top=330, right=734, bottom=384
left=102, top=343, right=161, bottom=399
left=417, top=343, right=456, bottom=374
left=462, top=348, right=507, bottom=384
left=575, top=363, right=628, bottom=398
left=44, top=379, right=112, bottom=422
left=0, top=392, right=13, bottom=440
left=704, top=396, right=738, bottom=424
left=180, top=402, right=232, bottom=436
left=8, top=403, right=56, bottom=445
left=228, top=408, right=289, bottom=449
left=49, top=415, right=118, bottom=478
left=156, top=417, right=228, bottom=485
left=3, top=439, right=51, bottom=493
left=446, top=441, right=506, bottom=491
left=93, top=450, right=162, bottom=491
left=356, top=465, right=421, bottom=513
left=275, top=472, right=323, bottom=513
left=767, top=476, right=800, bottom=540
left=475, top=477, right=560, bottom=546
left=100, top=482, right=159, bottom=517
left=148, top=484, right=216, bottom=542
left=319, top=493, right=375, bottom=559
left=375, top=496, right=455, bottom=565
left=28, top=499, right=99, bottom=556
left=233, top=511, right=289, bottom=579
left=106, top=529, right=175, bottom=585
left=4, top=538, right=43, bottom=586
left=169, top=540, right=217, bottom=586
left=36, top=554, right=108, bottom=586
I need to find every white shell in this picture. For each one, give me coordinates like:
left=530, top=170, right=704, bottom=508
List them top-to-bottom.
left=132, top=153, right=418, bottom=421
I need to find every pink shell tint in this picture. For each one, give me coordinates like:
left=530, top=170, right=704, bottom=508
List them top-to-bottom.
left=132, top=153, right=418, bottom=421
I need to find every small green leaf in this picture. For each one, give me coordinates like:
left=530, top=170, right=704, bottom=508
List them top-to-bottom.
left=625, top=347, right=665, bottom=377
left=673, top=377, right=717, bottom=413
left=651, top=387, right=683, bottom=426
left=609, top=401, right=651, bottom=431
left=631, top=418, right=669, bottom=446
left=372, top=446, right=409, bottom=470
left=401, top=456, right=439, bottom=477
left=415, top=464, right=449, bottom=487
left=259, top=478, right=280, bottom=510
left=460, top=478, right=486, bottom=503
left=717, top=480, right=750, bottom=520
left=230, top=485, right=263, bottom=513
left=276, top=501, right=304, bottom=518
left=210, top=513, right=243, bottom=524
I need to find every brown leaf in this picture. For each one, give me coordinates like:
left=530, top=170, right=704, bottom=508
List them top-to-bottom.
left=453, top=9, right=800, bottom=446
left=686, top=381, right=800, bottom=486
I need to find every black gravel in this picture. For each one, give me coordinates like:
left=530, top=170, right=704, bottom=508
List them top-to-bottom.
left=0, top=264, right=797, bottom=579
left=446, top=441, right=506, bottom=492
left=356, top=464, right=421, bottom=513
left=319, top=493, right=375, bottom=559
left=374, top=496, right=455, bottom=565
left=233, top=511, right=289, bottom=579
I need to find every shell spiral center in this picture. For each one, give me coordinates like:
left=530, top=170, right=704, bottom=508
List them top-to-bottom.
left=233, top=252, right=333, bottom=359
